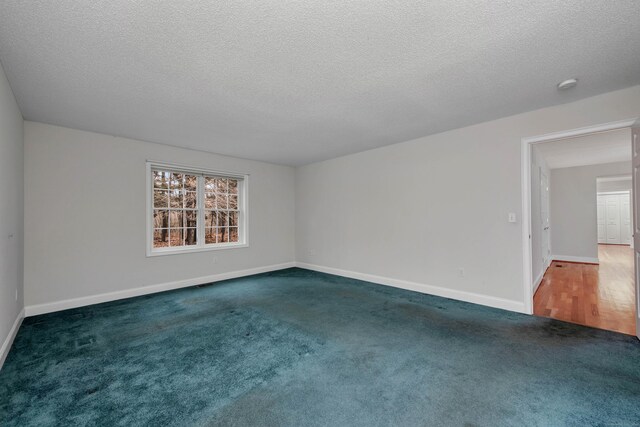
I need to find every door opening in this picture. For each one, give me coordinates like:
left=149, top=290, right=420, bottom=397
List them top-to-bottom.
left=522, top=119, right=640, bottom=338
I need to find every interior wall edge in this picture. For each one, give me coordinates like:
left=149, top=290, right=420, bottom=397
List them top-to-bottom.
left=24, top=262, right=295, bottom=317
left=295, top=262, right=526, bottom=314
left=533, top=268, right=546, bottom=297
left=0, top=308, right=24, bottom=371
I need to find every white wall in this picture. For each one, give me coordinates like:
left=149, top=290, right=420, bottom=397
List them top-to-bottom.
left=0, top=60, right=24, bottom=364
left=296, top=85, right=640, bottom=312
left=24, top=122, right=295, bottom=309
left=530, top=146, right=550, bottom=289
left=550, top=160, right=631, bottom=261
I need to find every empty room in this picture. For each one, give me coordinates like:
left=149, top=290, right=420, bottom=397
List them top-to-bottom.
left=1, top=2, right=639, bottom=426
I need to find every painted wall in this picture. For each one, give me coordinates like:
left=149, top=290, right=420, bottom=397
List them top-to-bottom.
left=0, top=60, right=24, bottom=358
left=296, top=86, right=640, bottom=312
left=24, top=122, right=295, bottom=307
left=530, top=146, right=551, bottom=288
left=550, top=160, right=631, bottom=261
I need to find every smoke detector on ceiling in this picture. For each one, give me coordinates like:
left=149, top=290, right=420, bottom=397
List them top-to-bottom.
left=557, top=78, right=578, bottom=90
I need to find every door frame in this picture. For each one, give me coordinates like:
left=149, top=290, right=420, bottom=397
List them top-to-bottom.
left=520, top=118, right=639, bottom=314
left=539, top=169, right=551, bottom=269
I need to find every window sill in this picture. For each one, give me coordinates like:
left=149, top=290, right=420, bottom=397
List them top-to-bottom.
left=146, top=243, right=249, bottom=257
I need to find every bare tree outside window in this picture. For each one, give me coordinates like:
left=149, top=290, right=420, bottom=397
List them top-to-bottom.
left=151, top=167, right=244, bottom=253
left=204, top=177, right=240, bottom=245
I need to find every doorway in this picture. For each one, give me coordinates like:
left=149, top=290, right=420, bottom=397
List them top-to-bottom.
left=522, top=119, right=640, bottom=338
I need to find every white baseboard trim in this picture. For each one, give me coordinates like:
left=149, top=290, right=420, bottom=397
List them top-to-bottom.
left=551, top=255, right=599, bottom=264
left=24, top=262, right=296, bottom=317
left=296, top=262, right=526, bottom=313
left=533, top=270, right=545, bottom=296
left=1, top=308, right=25, bottom=371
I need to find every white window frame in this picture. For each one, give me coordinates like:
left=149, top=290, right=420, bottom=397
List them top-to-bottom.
left=146, top=161, right=249, bottom=256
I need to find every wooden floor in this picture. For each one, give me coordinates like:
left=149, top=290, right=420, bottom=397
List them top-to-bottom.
left=533, top=245, right=636, bottom=335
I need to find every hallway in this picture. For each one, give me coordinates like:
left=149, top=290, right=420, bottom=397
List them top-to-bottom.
left=533, top=245, right=636, bottom=335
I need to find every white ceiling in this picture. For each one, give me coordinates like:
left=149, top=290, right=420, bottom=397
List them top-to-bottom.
left=0, top=1, right=639, bottom=166
left=536, top=128, right=631, bottom=169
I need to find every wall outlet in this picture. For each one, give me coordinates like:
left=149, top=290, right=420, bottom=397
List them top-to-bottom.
left=508, top=212, right=517, bottom=223
left=308, top=249, right=316, bottom=257
left=211, top=256, right=218, bottom=264
left=458, top=268, right=465, bottom=277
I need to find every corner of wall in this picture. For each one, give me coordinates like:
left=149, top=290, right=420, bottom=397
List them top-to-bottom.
left=0, top=57, right=25, bottom=370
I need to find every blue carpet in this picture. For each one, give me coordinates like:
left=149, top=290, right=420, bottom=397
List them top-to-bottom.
left=1, top=268, right=639, bottom=426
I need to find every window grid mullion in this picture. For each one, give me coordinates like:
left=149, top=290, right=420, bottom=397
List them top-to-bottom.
left=197, top=174, right=205, bottom=247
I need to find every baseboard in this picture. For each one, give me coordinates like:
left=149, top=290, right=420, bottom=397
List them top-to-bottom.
left=551, top=255, right=599, bottom=264
left=24, top=260, right=526, bottom=318
left=24, top=262, right=296, bottom=317
left=295, top=262, right=526, bottom=313
left=533, top=269, right=545, bottom=296
left=0, top=308, right=25, bottom=371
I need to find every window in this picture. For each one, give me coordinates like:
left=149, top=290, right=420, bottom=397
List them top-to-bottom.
left=147, top=162, right=247, bottom=255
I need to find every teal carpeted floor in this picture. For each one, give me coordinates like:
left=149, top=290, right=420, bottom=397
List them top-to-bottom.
left=1, top=268, right=639, bottom=426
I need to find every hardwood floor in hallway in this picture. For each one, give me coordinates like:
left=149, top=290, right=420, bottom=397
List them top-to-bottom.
left=533, top=245, right=636, bottom=335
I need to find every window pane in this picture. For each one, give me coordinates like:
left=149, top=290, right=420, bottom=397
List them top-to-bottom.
left=153, top=171, right=169, bottom=189
left=170, top=173, right=183, bottom=189
left=185, top=175, right=197, bottom=191
left=204, top=177, right=216, bottom=192
left=217, top=178, right=228, bottom=193
left=228, top=179, right=238, bottom=195
left=154, top=190, right=168, bottom=208
left=170, top=190, right=184, bottom=208
left=185, top=191, right=197, bottom=209
left=205, top=193, right=216, bottom=209
left=217, top=194, right=228, bottom=209
left=228, top=194, right=238, bottom=210
left=154, top=210, right=168, bottom=228
left=185, top=210, right=197, bottom=228
left=169, top=211, right=184, bottom=228
left=205, top=211, right=217, bottom=228
left=217, top=211, right=228, bottom=227
left=229, top=211, right=238, bottom=227
left=219, top=227, right=229, bottom=243
left=229, top=227, right=238, bottom=243
left=169, top=228, right=185, bottom=247
left=184, top=228, right=197, bottom=246
left=205, top=228, right=216, bottom=244
left=153, top=229, right=169, bottom=247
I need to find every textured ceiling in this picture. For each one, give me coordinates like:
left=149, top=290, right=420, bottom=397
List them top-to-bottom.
left=0, top=1, right=639, bottom=165
left=536, top=128, right=631, bottom=169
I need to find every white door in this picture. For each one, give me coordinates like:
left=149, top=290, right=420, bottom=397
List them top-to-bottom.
left=631, top=124, right=640, bottom=340
left=540, top=171, right=550, bottom=267
left=621, top=193, right=632, bottom=245
left=605, top=194, right=621, bottom=244
left=597, top=195, right=606, bottom=243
